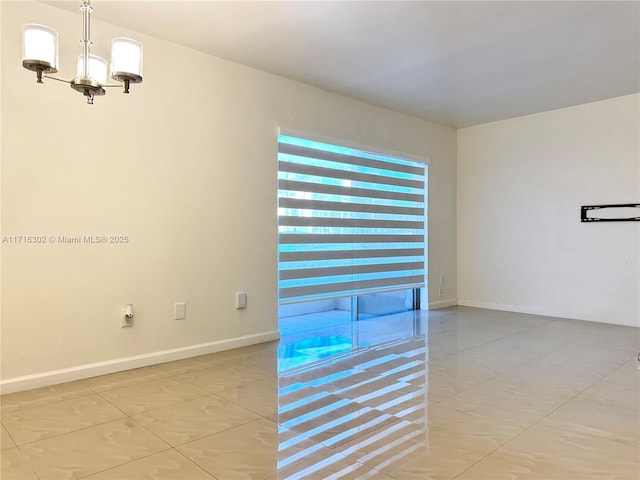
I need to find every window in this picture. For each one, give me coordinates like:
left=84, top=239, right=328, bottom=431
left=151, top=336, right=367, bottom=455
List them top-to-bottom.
left=278, top=133, right=427, bottom=305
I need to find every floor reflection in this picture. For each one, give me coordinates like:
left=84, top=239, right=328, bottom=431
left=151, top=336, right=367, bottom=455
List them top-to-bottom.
left=1, top=308, right=636, bottom=479
left=277, top=311, right=427, bottom=479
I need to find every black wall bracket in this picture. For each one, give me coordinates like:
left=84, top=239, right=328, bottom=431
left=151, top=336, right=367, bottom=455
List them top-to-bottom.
left=581, top=203, right=640, bottom=222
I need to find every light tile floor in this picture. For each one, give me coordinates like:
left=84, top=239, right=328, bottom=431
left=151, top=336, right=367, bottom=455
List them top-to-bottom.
left=1, top=306, right=639, bottom=479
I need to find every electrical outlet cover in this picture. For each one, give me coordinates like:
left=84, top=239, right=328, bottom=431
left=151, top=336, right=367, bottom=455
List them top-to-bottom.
left=174, top=302, right=186, bottom=320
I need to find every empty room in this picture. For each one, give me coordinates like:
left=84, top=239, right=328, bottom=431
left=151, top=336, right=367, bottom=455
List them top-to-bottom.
left=1, top=1, right=638, bottom=479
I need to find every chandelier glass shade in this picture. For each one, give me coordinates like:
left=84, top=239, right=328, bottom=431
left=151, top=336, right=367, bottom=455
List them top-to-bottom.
left=22, top=1, right=143, bottom=104
left=22, top=24, right=59, bottom=74
left=77, top=54, right=108, bottom=85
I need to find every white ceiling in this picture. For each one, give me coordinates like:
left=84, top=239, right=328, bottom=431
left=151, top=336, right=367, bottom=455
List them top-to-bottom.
left=45, top=1, right=640, bottom=127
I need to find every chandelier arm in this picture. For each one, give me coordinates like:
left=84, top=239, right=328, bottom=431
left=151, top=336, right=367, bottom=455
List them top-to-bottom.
left=43, top=75, right=72, bottom=84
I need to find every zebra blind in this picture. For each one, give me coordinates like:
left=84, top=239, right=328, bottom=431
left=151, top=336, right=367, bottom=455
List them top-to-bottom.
left=278, top=134, right=426, bottom=304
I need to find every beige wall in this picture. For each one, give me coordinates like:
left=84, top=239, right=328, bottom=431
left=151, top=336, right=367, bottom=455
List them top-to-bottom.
left=1, top=1, right=457, bottom=388
left=458, top=94, right=640, bottom=326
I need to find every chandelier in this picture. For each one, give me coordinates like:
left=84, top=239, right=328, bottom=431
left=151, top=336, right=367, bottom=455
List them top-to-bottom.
left=22, top=0, right=143, bottom=104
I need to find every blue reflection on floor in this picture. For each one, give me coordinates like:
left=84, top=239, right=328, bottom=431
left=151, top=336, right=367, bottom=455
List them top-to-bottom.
left=278, top=335, right=353, bottom=370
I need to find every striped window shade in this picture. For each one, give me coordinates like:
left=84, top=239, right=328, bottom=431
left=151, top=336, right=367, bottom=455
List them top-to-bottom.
left=278, top=134, right=427, bottom=305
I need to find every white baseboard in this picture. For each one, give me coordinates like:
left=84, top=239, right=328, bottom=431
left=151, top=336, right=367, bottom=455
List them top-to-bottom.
left=428, top=298, right=458, bottom=310
left=456, top=299, right=640, bottom=327
left=457, top=299, right=542, bottom=315
left=457, top=299, right=580, bottom=319
left=457, top=299, right=575, bottom=319
left=0, top=330, right=280, bottom=395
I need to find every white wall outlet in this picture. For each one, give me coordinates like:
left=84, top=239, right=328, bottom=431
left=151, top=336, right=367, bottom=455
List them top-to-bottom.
left=236, top=292, right=247, bottom=309
left=174, top=302, right=186, bottom=320
left=121, top=309, right=133, bottom=328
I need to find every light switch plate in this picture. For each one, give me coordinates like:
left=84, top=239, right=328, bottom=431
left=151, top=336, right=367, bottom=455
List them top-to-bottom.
left=236, top=292, right=247, bottom=309
left=174, top=302, right=186, bottom=320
